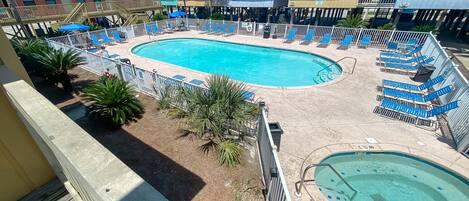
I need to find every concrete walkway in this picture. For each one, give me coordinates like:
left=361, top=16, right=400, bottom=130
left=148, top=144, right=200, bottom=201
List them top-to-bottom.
left=106, top=31, right=469, bottom=200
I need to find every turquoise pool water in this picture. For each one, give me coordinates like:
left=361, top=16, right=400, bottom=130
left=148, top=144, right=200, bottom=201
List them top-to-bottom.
left=131, top=38, right=342, bottom=87
left=314, top=152, right=469, bottom=201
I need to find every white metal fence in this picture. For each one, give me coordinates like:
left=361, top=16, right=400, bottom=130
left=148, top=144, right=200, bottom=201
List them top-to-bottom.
left=47, top=19, right=430, bottom=49
left=421, top=34, right=469, bottom=152
left=257, top=109, right=291, bottom=201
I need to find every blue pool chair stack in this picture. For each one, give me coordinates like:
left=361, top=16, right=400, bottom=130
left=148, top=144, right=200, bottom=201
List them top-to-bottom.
left=201, top=22, right=211, bottom=33
left=152, top=23, right=162, bottom=34
left=212, top=23, right=220, bottom=33
left=217, top=23, right=226, bottom=34
left=146, top=24, right=155, bottom=35
left=224, top=24, right=236, bottom=36
left=284, top=28, right=297, bottom=43
left=301, top=28, right=315, bottom=44
left=99, top=33, right=114, bottom=44
left=318, top=33, right=332, bottom=47
left=339, top=35, right=353, bottom=49
left=358, top=35, right=371, bottom=48
left=384, top=41, right=398, bottom=52
left=380, top=46, right=422, bottom=59
left=379, top=55, right=427, bottom=64
left=383, top=57, right=434, bottom=72
left=380, top=75, right=445, bottom=92
left=381, top=86, right=453, bottom=105
left=242, top=90, right=255, bottom=101
left=374, top=98, right=459, bottom=127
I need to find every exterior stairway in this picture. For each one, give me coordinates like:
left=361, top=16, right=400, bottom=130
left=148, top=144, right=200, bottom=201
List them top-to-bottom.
left=112, top=3, right=146, bottom=26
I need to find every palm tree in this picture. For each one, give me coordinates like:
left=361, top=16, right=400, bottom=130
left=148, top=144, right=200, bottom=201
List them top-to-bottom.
left=337, top=15, right=368, bottom=28
left=12, top=39, right=50, bottom=74
left=34, top=48, right=86, bottom=92
left=180, top=75, right=259, bottom=167
left=82, top=76, right=144, bottom=128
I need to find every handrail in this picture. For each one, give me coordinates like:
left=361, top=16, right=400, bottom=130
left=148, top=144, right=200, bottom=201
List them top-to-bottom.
left=316, top=56, right=358, bottom=77
left=295, top=163, right=357, bottom=200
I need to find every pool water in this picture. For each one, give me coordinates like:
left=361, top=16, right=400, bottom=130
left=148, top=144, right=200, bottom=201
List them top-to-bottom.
left=131, top=38, right=342, bottom=87
left=314, top=152, right=469, bottom=201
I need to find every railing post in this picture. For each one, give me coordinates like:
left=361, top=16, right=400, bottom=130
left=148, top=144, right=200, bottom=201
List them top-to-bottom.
left=237, top=18, right=240, bottom=34
left=143, top=22, right=147, bottom=34
left=253, top=22, right=256, bottom=36
left=284, top=24, right=288, bottom=38
left=331, top=25, right=335, bottom=36
left=104, top=27, right=109, bottom=37
left=356, top=27, right=363, bottom=46
left=388, top=28, right=396, bottom=44
left=86, top=31, right=90, bottom=38
left=67, top=34, right=74, bottom=47
left=115, top=62, right=124, bottom=80
left=152, top=70, right=163, bottom=98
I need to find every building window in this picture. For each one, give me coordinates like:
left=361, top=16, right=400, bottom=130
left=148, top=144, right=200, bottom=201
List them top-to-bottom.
left=23, top=0, right=35, bottom=6
left=45, top=0, right=56, bottom=4
left=375, top=8, right=391, bottom=19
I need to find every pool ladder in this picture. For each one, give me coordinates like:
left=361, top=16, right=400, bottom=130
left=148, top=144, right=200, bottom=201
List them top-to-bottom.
left=315, top=57, right=357, bottom=83
left=295, top=163, right=357, bottom=200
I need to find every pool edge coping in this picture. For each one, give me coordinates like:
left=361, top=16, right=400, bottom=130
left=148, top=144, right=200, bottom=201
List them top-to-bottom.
left=127, top=36, right=351, bottom=90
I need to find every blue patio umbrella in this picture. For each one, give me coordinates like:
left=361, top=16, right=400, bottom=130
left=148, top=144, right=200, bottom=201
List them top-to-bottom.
left=169, top=10, right=186, bottom=18
left=58, top=23, right=90, bottom=32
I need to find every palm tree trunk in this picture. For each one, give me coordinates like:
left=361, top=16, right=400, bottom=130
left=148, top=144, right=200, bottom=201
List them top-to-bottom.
left=60, top=72, right=73, bottom=92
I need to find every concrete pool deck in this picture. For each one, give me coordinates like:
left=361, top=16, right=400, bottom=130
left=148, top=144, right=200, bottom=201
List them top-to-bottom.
left=105, top=31, right=469, bottom=200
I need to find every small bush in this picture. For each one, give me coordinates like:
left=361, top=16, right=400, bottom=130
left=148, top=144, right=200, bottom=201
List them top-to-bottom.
left=210, top=12, right=224, bottom=20
left=152, top=13, right=167, bottom=21
left=337, top=15, right=368, bottom=28
left=378, top=23, right=394, bottom=30
left=412, top=24, right=436, bottom=33
left=12, top=39, right=51, bottom=74
left=83, top=76, right=144, bottom=127
left=217, top=140, right=242, bottom=167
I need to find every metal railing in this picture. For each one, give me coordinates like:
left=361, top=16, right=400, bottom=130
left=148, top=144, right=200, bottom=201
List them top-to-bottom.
left=357, top=0, right=396, bottom=6
left=420, top=33, right=469, bottom=152
left=257, top=109, right=291, bottom=201
left=295, top=163, right=357, bottom=200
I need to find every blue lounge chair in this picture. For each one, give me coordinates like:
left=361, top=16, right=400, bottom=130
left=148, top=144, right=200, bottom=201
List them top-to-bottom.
left=201, top=23, right=211, bottom=33
left=212, top=23, right=220, bottom=33
left=217, top=23, right=226, bottom=34
left=146, top=24, right=154, bottom=34
left=152, top=24, right=162, bottom=34
left=224, top=24, right=236, bottom=36
left=284, top=28, right=297, bottom=42
left=301, top=28, right=315, bottom=44
left=111, top=31, right=125, bottom=42
left=99, top=33, right=114, bottom=43
left=318, top=33, right=332, bottom=47
left=90, top=35, right=103, bottom=46
left=339, top=35, right=353, bottom=49
left=358, top=35, right=371, bottom=48
left=404, top=38, right=418, bottom=49
left=384, top=41, right=398, bottom=52
left=380, top=46, right=422, bottom=59
left=379, top=55, right=427, bottom=64
left=383, top=57, right=434, bottom=71
left=173, top=74, right=186, bottom=80
left=382, top=75, right=445, bottom=92
left=189, top=79, right=204, bottom=85
left=382, top=85, right=453, bottom=103
left=242, top=90, right=255, bottom=101
left=378, top=98, right=458, bottom=120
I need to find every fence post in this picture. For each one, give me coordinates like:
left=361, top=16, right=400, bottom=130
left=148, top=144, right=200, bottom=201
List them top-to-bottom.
left=237, top=18, right=240, bottom=34
left=143, top=22, right=147, bottom=34
left=253, top=22, right=256, bottom=36
left=284, top=24, right=288, bottom=38
left=306, top=24, right=310, bottom=31
left=331, top=25, right=335, bottom=36
left=104, top=27, right=109, bottom=37
left=356, top=27, right=363, bottom=46
left=388, top=28, right=396, bottom=44
left=87, top=31, right=90, bottom=38
left=67, top=34, right=74, bottom=47
left=115, top=62, right=124, bottom=80
left=152, top=70, right=163, bottom=98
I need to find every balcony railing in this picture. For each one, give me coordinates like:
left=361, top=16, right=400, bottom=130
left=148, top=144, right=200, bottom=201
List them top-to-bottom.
left=357, top=0, right=396, bottom=7
left=0, top=66, right=168, bottom=201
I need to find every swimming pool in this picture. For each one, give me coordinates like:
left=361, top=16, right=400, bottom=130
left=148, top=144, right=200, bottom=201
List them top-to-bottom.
left=131, top=38, right=342, bottom=87
left=314, top=152, right=469, bottom=201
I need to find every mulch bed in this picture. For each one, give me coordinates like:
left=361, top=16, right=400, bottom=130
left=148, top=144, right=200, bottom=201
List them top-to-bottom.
left=32, top=67, right=263, bottom=201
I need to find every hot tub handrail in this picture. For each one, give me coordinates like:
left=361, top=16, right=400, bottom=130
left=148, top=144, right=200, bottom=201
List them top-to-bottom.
left=295, top=163, right=358, bottom=200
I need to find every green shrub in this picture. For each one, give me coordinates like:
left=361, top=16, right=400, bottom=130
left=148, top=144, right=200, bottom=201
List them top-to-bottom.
left=210, top=12, right=224, bottom=20
left=152, top=13, right=167, bottom=21
left=337, top=15, right=368, bottom=28
left=84, top=21, right=103, bottom=31
left=378, top=23, right=394, bottom=30
left=412, top=24, right=436, bottom=33
left=12, top=39, right=50, bottom=74
left=34, top=48, right=86, bottom=92
left=180, top=75, right=259, bottom=167
left=83, top=76, right=144, bottom=127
